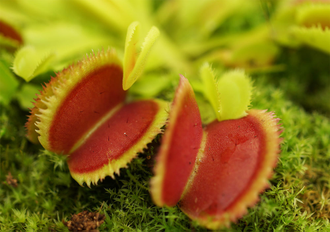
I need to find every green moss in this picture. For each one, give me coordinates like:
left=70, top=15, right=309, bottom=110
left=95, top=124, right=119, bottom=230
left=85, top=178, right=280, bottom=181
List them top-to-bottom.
left=1, top=72, right=330, bottom=230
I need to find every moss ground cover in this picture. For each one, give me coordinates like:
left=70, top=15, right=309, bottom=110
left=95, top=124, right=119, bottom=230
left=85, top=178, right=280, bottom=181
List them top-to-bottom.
left=1, top=0, right=330, bottom=231
left=1, top=65, right=330, bottom=231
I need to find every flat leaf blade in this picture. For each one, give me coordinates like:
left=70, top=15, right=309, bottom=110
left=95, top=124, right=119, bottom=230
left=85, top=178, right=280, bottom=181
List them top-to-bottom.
left=123, top=23, right=160, bottom=90
left=0, top=60, right=19, bottom=105
left=200, top=63, right=221, bottom=120
left=217, top=70, right=253, bottom=121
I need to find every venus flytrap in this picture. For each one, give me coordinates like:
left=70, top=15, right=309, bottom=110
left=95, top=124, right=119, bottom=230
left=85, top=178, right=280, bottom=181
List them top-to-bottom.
left=272, top=0, right=330, bottom=54
left=0, top=2, right=33, bottom=49
left=291, top=3, right=330, bottom=54
left=0, top=19, right=23, bottom=49
left=26, top=22, right=168, bottom=187
left=196, top=25, right=281, bottom=73
left=13, top=46, right=56, bottom=82
left=151, top=70, right=281, bottom=229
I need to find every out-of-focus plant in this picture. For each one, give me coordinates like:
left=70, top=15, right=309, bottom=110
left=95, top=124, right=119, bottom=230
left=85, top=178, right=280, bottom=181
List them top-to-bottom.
left=0, top=0, right=283, bottom=109
left=2, top=0, right=327, bottom=110
left=272, top=0, right=330, bottom=54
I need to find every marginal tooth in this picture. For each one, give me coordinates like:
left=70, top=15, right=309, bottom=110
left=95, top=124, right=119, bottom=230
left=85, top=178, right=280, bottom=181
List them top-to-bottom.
left=50, top=85, right=58, bottom=93
left=44, top=96, right=55, bottom=103
left=40, top=99, right=50, bottom=107
left=37, top=108, right=48, bottom=115
left=274, top=118, right=281, bottom=124
left=108, top=165, right=115, bottom=178
left=100, top=173, right=106, bottom=182
left=110, top=173, right=116, bottom=179
left=77, top=178, right=84, bottom=187
left=86, top=178, right=92, bottom=188
left=92, top=178, right=96, bottom=186
left=264, top=181, right=271, bottom=190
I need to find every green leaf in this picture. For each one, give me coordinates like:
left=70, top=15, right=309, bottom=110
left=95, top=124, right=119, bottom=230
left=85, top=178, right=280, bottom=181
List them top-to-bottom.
left=70, top=0, right=131, bottom=32
left=271, top=3, right=301, bottom=48
left=290, top=3, right=330, bottom=54
left=295, top=3, right=330, bottom=29
left=123, top=21, right=140, bottom=90
left=123, top=22, right=160, bottom=90
left=20, top=23, right=114, bottom=72
left=292, top=26, right=330, bottom=54
left=0, top=34, right=20, bottom=49
left=230, top=40, right=280, bottom=68
left=13, top=46, right=55, bottom=82
left=0, top=60, right=19, bottom=105
left=200, top=63, right=221, bottom=121
left=217, top=70, right=253, bottom=121
left=128, top=74, right=172, bottom=98
left=189, top=79, right=204, bottom=93
left=15, top=83, right=40, bottom=109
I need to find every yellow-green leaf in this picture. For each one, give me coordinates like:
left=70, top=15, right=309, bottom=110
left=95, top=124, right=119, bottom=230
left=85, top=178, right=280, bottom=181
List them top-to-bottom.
left=295, top=3, right=330, bottom=30
left=123, top=21, right=140, bottom=90
left=123, top=22, right=160, bottom=90
left=292, top=26, right=330, bottom=54
left=0, top=34, right=20, bottom=49
left=13, top=46, right=55, bottom=82
left=0, top=60, right=19, bottom=105
left=200, top=63, right=221, bottom=121
left=217, top=70, right=253, bottom=121
left=129, top=74, right=172, bottom=98
left=16, top=83, right=40, bottom=109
